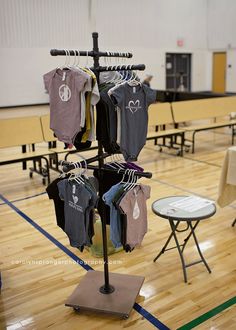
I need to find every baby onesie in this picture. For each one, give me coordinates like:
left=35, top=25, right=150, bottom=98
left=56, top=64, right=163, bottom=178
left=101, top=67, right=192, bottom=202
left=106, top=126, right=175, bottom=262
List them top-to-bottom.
left=43, top=68, right=89, bottom=144
left=110, top=83, right=156, bottom=161
left=119, top=184, right=151, bottom=249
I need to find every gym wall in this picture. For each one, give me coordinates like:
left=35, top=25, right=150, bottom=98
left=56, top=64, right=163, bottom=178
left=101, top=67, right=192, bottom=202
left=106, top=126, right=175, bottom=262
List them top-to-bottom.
left=0, top=0, right=235, bottom=107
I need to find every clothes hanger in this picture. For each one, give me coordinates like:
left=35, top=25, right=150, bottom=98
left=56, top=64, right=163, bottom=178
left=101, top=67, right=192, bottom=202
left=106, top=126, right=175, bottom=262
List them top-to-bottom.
left=59, top=49, right=69, bottom=70
left=66, top=49, right=71, bottom=68
left=75, top=49, right=81, bottom=69
left=71, top=50, right=77, bottom=68
left=104, top=54, right=121, bottom=84
left=112, top=55, right=124, bottom=85
left=107, top=64, right=128, bottom=96
left=114, top=64, right=131, bottom=86
left=122, top=64, right=131, bottom=83
left=107, top=65, right=121, bottom=85
left=114, top=65, right=125, bottom=85
left=127, top=70, right=141, bottom=86
left=75, top=153, right=88, bottom=178
left=114, top=153, right=125, bottom=168
left=105, top=154, right=119, bottom=169
left=109, top=154, right=125, bottom=169
left=58, top=161, right=67, bottom=178
left=69, top=162, right=85, bottom=185
left=119, top=168, right=129, bottom=184
left=123, top=169, right=132, bottom=189
left=124, top=169, right=135, bottom=190
left=129, top=170, right=139, bottom=191
left=128, top=171, right=138, bottom=191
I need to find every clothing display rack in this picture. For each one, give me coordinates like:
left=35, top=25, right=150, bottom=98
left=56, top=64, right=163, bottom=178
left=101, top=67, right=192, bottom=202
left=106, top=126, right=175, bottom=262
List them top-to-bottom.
left=50, top=32, right=152, bottom=318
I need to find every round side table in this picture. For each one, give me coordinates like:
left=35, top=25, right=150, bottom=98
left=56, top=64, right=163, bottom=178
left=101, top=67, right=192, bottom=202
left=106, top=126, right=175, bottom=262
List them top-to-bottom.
left=152, top=196, right=216, bottom=283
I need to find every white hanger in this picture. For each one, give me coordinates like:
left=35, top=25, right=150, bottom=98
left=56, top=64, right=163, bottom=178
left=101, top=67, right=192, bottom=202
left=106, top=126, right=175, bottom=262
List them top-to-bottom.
left=59, top=49, right=68, bottom=70
left=65, top=49, right=70, bottom=68
left=75, top=49, right=80, bottom=68
left=71, top=50, right=77, bottom=68
left=128, top=70, right=141, bottom=86
left=75, top=153, right=88, bottom=177
left=58, top=161, right=67, bottom=178
left=71, top=162, right=85, bottom=185
left=119, top=168, right=129, bottom=184
left=124, top=169, right=138, bottom=191
left=124, top=169, right=133, bottom=190
left=129, top=171, right=138, bottom=191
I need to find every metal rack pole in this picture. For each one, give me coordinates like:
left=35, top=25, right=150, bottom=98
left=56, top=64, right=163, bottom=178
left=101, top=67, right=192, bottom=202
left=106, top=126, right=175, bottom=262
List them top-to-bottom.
left=91, top=32, right=115, bottom=294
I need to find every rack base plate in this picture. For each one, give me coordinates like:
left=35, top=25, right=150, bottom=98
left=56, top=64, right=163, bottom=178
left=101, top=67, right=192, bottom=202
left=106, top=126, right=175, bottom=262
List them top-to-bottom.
left=65, top=270, right=144, bottom=318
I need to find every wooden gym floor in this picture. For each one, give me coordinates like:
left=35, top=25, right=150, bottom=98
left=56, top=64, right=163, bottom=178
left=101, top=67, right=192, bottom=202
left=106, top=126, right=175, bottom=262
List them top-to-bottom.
left=0, top=106, right=236, bottom=329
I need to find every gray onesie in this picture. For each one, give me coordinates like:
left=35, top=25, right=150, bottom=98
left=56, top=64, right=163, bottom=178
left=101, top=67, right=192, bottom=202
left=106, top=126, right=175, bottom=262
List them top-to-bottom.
left=43, top=68, right=89, bottom=144
left=110, top=83, right=156, bottom=161
left=57, top=179, right=92, bottom=249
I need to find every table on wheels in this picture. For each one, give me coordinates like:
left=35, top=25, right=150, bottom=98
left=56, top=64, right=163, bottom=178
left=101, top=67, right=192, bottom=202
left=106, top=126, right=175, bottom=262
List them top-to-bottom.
left=152, top=196, right=216, bottom=283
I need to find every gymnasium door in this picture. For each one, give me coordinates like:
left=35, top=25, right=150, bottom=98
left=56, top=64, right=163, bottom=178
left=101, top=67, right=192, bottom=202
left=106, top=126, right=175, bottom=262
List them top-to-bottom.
left=212, top=52, right=226, bottom=93
left=166, top=53, right=191, bottom=91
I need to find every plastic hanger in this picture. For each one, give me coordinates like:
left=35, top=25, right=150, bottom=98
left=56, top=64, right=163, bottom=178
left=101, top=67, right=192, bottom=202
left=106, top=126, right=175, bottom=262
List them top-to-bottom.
left=59, top=49, right=69, bottom=70
left=75, top=49, right=81, bottom=68
left=71, top=50, right=77, bottom=68
left=128, top=70, right=141, bottom=86
left=75, top=153, right=88, bottom=178
left=58, top=161, right=67, bottom=178
left=70, top=162, right=85, bottom=185
left=119, top=169, right=129, bottom=184
left=124, top=169, right=134, bottom=190
left=128, top=171, right=138, bottom=191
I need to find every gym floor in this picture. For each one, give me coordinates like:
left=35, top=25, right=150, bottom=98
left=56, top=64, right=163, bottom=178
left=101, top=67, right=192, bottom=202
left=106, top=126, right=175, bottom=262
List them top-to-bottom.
left=0, top=106, right=236, bottom=330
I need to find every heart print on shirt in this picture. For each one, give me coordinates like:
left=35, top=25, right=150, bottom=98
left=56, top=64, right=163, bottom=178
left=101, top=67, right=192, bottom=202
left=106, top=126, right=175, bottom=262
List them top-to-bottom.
left=125, top=100, right=142, bottom=114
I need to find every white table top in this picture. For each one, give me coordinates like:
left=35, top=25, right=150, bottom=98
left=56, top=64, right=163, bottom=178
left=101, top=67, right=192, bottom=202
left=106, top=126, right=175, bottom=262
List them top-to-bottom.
left=152, top=196, right=216, bottom=222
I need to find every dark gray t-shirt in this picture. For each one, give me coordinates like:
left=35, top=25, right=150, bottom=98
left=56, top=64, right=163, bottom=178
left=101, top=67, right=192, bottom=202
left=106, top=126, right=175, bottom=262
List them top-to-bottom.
left=111, top=83, right=156, bottom=161
left=57, top=179, right=92, bottom=249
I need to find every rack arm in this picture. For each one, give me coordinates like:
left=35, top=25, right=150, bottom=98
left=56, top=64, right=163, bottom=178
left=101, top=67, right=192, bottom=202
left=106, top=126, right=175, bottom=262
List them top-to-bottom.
left=50, top=49, right=132, bottom=58
left=94, top=64, right=145, bottom=72
left=59, top=153, right=110, bottom=172
left=60, top=160, right=152, bottom=179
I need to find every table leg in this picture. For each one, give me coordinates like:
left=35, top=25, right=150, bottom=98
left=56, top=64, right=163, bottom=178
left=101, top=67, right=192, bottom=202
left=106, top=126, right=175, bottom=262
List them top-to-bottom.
left=232, top=218, right=236, bottom=227
left=153, top=219, right=212, bottom=283
left=169, top=220, right=188, bottom=283
left=153, top=221, right=180, bottom=262
left=181, top=221, right=199, bottom=253
left=188, top=222, right=211, bottom=274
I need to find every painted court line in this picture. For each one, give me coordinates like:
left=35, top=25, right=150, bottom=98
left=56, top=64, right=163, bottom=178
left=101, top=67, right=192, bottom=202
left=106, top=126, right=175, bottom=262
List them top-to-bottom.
left=0, top=191, right=47, bottom=206
left=0, top=193, right=170, bottom=330
left=0, top=193, right=92, bottom=272
left=177, top=296, right=236, bottom=330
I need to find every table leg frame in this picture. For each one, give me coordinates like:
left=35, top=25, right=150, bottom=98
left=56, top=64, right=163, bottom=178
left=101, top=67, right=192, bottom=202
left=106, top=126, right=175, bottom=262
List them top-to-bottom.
left=153, top=219, right=212, bottom=283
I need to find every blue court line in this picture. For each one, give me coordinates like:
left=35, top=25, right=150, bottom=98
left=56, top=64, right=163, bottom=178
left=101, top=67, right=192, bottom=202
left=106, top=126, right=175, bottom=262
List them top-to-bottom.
left=0, top=191, right=47, bottom=206
left=0, top=193, right=170, bottom=330
left=0, top=193, right=92, bottom=272
left=133, top=303, right=169, bottom=329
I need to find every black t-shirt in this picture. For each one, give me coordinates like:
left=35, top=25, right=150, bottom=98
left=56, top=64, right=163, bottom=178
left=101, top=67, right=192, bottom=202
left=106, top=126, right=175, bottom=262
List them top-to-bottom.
left=96, top=84, right=120, bottom=154
left=46, top=177, right=67, bottom=231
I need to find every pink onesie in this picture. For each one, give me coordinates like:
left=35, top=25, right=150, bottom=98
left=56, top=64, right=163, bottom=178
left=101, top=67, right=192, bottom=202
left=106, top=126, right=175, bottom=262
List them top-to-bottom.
left=44, top=68, right=89, bottom=144
left=119, top=184, right=151, bottom=249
